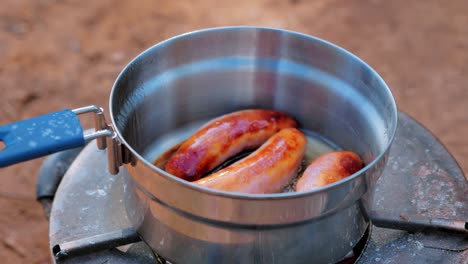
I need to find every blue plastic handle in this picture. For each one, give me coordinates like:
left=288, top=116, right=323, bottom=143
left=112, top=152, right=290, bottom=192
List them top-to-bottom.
left=0, top=109, right=85, bottom=167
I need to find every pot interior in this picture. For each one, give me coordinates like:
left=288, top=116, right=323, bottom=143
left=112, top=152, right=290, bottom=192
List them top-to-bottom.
left=110, top=27, right=397, bottom=187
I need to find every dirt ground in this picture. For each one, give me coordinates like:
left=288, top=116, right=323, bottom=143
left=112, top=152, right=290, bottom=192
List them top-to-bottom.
left=0, top=0, right=466, bottom=262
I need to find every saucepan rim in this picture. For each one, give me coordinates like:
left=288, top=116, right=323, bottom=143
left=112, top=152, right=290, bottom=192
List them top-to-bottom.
left=109, top=26, right=398, bottom=200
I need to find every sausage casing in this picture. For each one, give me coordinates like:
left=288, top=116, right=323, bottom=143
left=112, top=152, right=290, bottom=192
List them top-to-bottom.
left=164, top=109, right=297, bottom=181
left=195, top=128, right=307, bottom=194
left=295, top=151, right=363, bottom=192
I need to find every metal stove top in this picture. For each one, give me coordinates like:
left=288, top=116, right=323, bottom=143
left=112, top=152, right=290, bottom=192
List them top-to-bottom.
left=38, top=112, right=467, bottom=263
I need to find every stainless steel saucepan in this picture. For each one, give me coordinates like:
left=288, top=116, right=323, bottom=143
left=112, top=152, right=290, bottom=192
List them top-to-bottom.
left=0, top=27, right=398, bottom=263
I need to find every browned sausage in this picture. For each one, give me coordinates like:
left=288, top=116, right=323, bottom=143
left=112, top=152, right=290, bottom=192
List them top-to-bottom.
left=164, top=109, right=298, bottom=181
left=195, top=128, right=307, bottom=194
left=295, top=151, right=363, bottom=192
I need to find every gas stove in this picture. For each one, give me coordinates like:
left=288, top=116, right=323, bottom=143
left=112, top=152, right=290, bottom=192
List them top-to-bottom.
left=36, top=112, right=467, bottom=264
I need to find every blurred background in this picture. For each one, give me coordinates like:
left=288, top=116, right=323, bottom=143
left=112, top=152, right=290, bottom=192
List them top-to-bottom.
left=0, top=0, right=466, bottom=262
